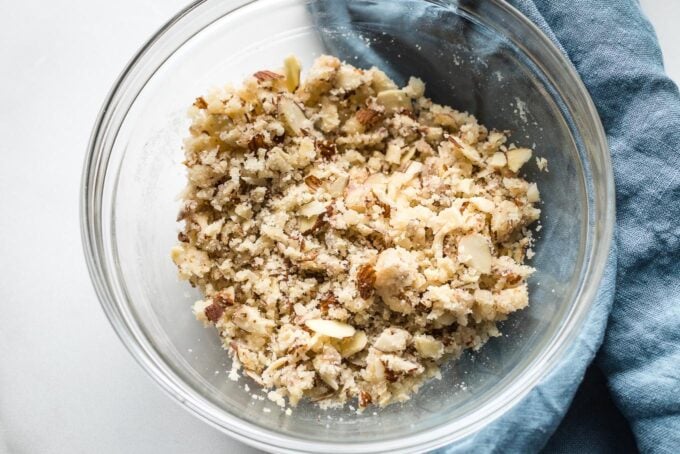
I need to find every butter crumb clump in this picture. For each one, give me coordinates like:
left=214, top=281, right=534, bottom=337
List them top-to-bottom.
left=172, top=55, right=541, bottom=409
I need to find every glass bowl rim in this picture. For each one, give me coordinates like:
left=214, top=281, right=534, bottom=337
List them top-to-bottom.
left=80, top=0, right=615, bottom=452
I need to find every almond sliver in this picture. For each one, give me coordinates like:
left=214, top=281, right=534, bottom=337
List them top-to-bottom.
left=458, top=233, right=492, bottom=274
left=305, top=319, right=356, bottom=338
left=339, top=331, right=368, bottom=357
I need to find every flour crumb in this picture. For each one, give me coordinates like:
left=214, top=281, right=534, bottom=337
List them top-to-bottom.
left=536, top=157, right=549, bottom=172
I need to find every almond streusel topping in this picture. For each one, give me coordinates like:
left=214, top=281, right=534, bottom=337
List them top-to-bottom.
left=171, top=55, right=540, bottom=409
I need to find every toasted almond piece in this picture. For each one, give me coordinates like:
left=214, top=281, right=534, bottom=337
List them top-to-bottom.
left=283, top=55, right=301, bottom=92
left=336, top=65, right=364, bottom=90
left=371, top=68, right=398, bottom=92
left=254, top=70, right=284, bottom=81
left=404, top=77, right=425, bottom=98
left=376, top=89, right=412, bottom=114
left=193, top=97, right=207, bottom=109
left=278, top=97, right=307, bottom=136
left=356, top=108, right=382, bottom=128
left=341, top=115, right=362, bottom=134
left=425, top=126, right=443, bottom=142
left=248, top=134, right=267, bottom=152
left=449, top=136, right=482, bottom=164
left=316, top=139, right=337, bottom=159
left=385, top=140, right=403, bottom=164
left=400, top=144, right=418, bottom=165
left=507, top=148, right=532, bottom=172
left=488, top=151, right=507, bottom=168
left=536, top=156, right=549, bottom=172
left=403, top=161, right=423, bottom=180
left=365, top=172, right=388, bottom=186
left=304, top=174, right=322, bottom=190
left=327, top=174, right=348, bottom=197
left=457, top=178, right=474, bottom=195
left=527, top=182, right=540, bottom=203
left=344, top=183, right=370, bottom=212
left=469, top=197, right=495, bottom=213
left=299, top=200, right=327, bottom=217
left=298, top=215, right=318, bottom=232
left=458, top=233, right=492, bottom=274
left=170, top=245, right=183, bottom=264
left=356, top=263, right=376, bottom=299
left=192, top=299, right=212, bottom=324
left=204, top=302, right=224, bottom=323
left=233, top=306, right=275, bottom=335
left=305, top=319, right=356, bottom=338
left=374, top=328, right=410, bottom=353
left=339, top=331, right=368, bottom=357
left=306, top=332, right=327, bottom=352
left=413, top=334, right=444, bottom=359
left=364, top=351, right=386, bottom=383
left=382, top=354, right=423, bottom=374
left=262, top=357, right=288, bottom=376
left=358, top=390, right=372, bottom=408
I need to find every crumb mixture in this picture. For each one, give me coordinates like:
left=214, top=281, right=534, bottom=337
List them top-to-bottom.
left=171, top=55, right=541, bottom=409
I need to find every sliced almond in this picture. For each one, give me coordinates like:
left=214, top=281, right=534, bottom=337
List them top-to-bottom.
left=283, top=55, right=301, bottom=92
left=336, top=65, right=364, bottom=91
left=254, top=70, right=283, bottom=82
left=376, top=89, right=412, bottom=114
left=278, top=97, right=307, bottom=136
left=449, top=136, right=482, bottom=164
left=385, top=140, right=403, bottom=164
left=506, top=148, right=532, bottom=172
left=488, top=151, right=507, bottom=168
left=404, top=161, right=423, bottom=179
left=365, top=172, right=388, bottom=189
left=327, top=174, right=348, bottom=197
left=457, top=178, right=474, bottom=195
left=527, top=182, right=540, bottom=203
left=344, top=183, right=369, bottom=212
left=469, top=197, right=495, bottom=213
left=299, top=200, right=327, bottom=217
left=297, top=215, right=318, bottom=232
left=458, top=233, right=492, bottom=274
left=233, top=306, right=275, bottom=335
left=305, top=319, right=356, bottom=338
left=374, top=328, right=410, bottom=353
left=338, top=331, right=368, bottom=357
left=306, top=332, right=327, bottom=353
left=413, top=334, right=444, bottom=359
left=262, top=357, right=288, bottom=378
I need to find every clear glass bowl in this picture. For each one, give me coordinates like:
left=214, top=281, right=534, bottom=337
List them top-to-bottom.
left=81, top=0, right=614, bottom=452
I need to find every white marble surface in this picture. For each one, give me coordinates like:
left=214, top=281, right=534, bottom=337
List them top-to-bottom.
left=640, top=0, right=680, bottom=84
left=0, top=1, right=677, bottom=453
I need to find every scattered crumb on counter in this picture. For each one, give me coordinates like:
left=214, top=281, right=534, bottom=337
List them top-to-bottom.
left=536, top=157, right=549, bottom=172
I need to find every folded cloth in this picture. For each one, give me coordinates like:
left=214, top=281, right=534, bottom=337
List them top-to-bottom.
left=311, top=1, right=680, bottom=452
left=525, top=1, right=680, bottom=452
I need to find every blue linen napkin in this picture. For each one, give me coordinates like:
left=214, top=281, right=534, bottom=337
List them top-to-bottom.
left=312, top=1, right=680, bottom=452
left=469, top=2, right=680, bottom=452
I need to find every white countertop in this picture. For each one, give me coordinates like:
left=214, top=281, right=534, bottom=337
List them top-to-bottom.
left=0, top=1, right=676, bottom=453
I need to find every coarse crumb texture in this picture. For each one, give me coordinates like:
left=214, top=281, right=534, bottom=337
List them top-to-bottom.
left=171, top=55, right=541, bottom=410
